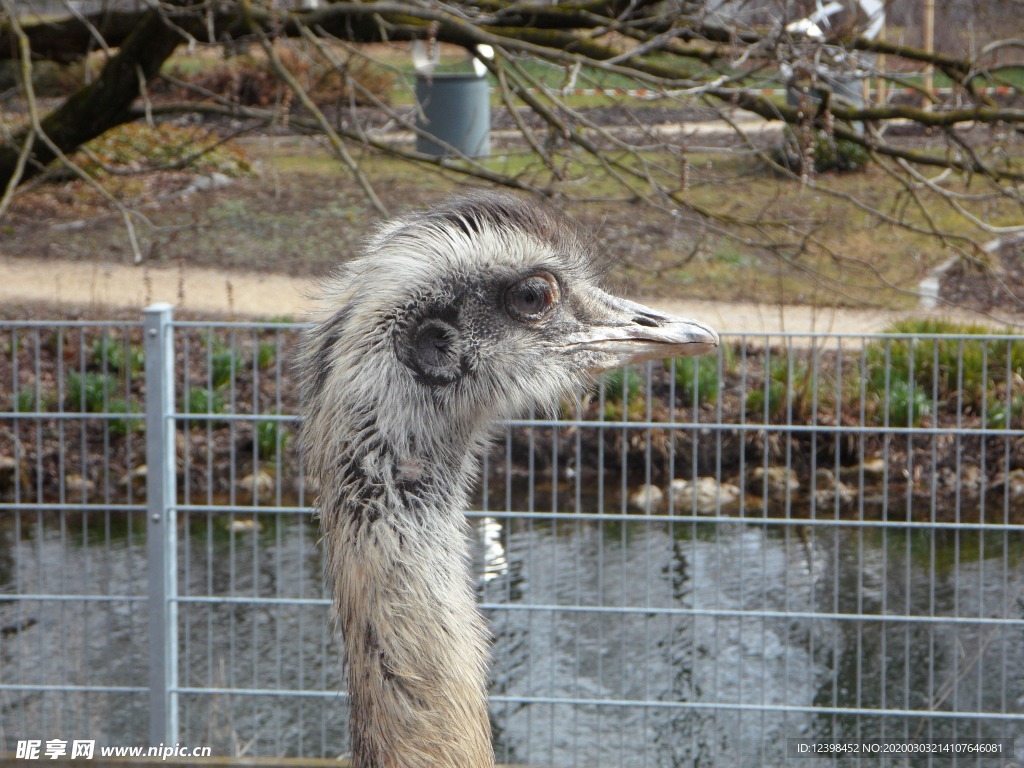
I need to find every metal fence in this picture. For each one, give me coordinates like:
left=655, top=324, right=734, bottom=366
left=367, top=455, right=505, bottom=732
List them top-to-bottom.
left=1, top=307, right=1022, bottom=766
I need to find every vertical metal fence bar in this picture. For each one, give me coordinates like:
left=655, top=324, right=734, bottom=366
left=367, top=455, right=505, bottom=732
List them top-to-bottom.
left=144, top=303, right=179, bottom=746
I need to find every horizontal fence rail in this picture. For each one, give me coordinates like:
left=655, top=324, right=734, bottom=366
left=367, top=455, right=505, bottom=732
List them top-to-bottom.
left=1, top=308, right=1023, bottom=766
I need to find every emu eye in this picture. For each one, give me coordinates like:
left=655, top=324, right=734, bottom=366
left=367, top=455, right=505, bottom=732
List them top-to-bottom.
left=505, top=273, right=559, bottom=322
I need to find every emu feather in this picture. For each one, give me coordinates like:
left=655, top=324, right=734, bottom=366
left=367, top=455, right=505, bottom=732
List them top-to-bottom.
left=300, top=194, right=717, bottom=768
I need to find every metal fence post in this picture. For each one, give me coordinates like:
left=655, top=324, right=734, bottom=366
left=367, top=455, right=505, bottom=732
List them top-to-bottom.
left=144, top=303, right=178, bottom=746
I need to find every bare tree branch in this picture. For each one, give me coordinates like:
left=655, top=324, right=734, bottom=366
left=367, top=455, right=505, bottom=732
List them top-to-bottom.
left=0, top=0, right=1020, bottom=314
left=0, top=6, right=186, bottom=184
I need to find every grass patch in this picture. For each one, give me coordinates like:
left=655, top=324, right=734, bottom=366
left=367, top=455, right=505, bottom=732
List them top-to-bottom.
left=212, top=141, right=1024, bottom=311
left=864, top=319, right=1024, bottom=428
left=866, top=319, right=1024, bottom=410
left=729, top=321, right=1024, bottom=430
left=197, top=333, right=245, bottom=389
left=90, top=336, right=144, bottom=375
left=257, top=341, right=277, bottom=370
left=210, top=343, right=244, bottom=390
left=671, top=348, right=733, bottom=407
left=744, top=349, right=853, bottom=424
left=744, top=355, right=819, bottom=422
left=601, top=367, right=647, bottom=421
left=603, top=367, right=644, bottom=403
left=65, top=370, right=141, bottom=433
left=66, top=371, right=115, bottom=412
left=880, top=379, right=931, bottom=427
left=182, top=387, right=226, bottom=419
left=15, top=388, right=53, bottom=413
left=985, top=393, right=1024, bottom=430
left=107, top=399, right=144, bottom=436
left=255, top=419, right=289, bottom=460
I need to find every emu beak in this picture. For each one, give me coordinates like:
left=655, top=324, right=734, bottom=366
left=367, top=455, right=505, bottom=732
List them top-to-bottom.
left=565, top=290, right=719, bottom=372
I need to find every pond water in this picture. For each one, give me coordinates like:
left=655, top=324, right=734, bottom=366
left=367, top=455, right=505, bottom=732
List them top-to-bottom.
left=1, top=499, right=1022, bottom=766
left=482, top=515, right=1024, bottom=766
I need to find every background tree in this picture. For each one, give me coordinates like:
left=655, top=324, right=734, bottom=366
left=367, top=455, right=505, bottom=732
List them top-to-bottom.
left=1, top=0, right=1021, bottom=311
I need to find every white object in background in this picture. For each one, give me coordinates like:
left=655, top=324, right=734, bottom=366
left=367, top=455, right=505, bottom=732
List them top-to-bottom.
left=857, top=0, right=885, bottom=40
left=785, top=1, right=843, bottom=38
left=411, top=39, right=440, bottom=73
left=412, top=39, right=494, bottom=76
left=472, top=44, right=494, bottom=77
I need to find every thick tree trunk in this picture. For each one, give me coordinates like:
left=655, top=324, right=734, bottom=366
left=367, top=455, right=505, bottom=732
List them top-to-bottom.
left=3, top=2, right=638, bottom=62
left=0, top=9, right=183, bottom=188
left=1, top=11, right=149, bottom=64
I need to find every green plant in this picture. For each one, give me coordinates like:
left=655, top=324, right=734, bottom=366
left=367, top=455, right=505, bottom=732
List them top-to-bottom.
left=772, top=128, right=870, bottom=174
left=867, top=319, right=1024, bottom=411
left=90, top=336, right=144, bottom=375
left=202, top=336, right=245, bottom=389
left=256, top=341, right=277, bottom=371
left=211, top=347, right=243, bottom=389
left=672, top=354, right=721, bottom=407
left=745, top=355, right=816, bottom=422
left=600, top=367, right=646, bottom=421
left=602, top=367, right=644, bottom=403
left=64, top=370, right=140, bottom=431
left=66, top=371, right=115, bottom=412
left=745, top=373, right=787, bottom=421
left=881, top=379, right=931, bottom=427
left=182, top=387, right=225, bottom=417
left=15, top=388, right=39, bottom=413
left=984, top=393, right=1024, bottom=430
left=108, top=399, right=144, bottom=436
left=255, top=419, right=289, bottom=460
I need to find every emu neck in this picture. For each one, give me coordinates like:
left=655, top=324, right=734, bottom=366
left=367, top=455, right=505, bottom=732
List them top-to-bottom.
left=321, top=428, right=494, bottom=768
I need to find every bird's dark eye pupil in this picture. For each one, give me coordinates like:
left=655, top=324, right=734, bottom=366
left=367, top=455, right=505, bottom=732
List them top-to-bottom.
left=506, top=274, right=559, bottom=322
left=521, top=285, right=543, bottom=309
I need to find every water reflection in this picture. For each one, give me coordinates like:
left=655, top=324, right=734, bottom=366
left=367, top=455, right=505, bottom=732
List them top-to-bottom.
left=2, top=508, right=1022, bottom=765
left=479, top=517, right=1024, bottom=767
left=480, top=517, right=508, bottom=584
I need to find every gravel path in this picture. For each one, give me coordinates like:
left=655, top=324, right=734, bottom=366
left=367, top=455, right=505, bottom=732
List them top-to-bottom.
left=1, top=255, right=1020, bottom=335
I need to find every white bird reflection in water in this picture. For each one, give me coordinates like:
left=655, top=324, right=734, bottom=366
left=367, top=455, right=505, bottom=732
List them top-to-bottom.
left=478, top=516, right=509, bottom=583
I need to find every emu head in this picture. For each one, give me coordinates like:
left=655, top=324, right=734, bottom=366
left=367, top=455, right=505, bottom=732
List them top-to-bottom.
left=300, top=194, right=718, bottom=481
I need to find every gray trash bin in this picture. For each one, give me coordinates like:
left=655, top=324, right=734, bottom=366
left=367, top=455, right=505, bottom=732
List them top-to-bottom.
left=414, top=72, right=490, bottom=158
